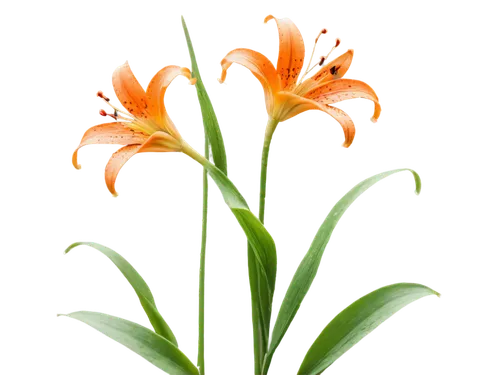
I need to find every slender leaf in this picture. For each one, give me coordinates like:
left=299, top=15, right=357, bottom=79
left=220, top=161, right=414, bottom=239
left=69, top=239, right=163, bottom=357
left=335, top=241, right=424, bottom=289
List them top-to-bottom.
left=182, top=16, right=227, bottom=175
left=179, top=17, right=275, bottom=361
left=199, top=159, right=277, bottom=362
left=203, top=163, right=278, bottom=374
left=263, top=169, right=420, bottom=372
left=237, top=209, right=275, bottom=375
left=65, top=242, right=177, bottom=346
left=298, top=283, right=439, bottom=375
left=59, top=311, right=198, bottom=375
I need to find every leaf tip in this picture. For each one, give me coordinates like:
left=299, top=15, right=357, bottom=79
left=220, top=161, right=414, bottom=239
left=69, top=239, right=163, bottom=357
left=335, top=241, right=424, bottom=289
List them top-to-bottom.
left=411, top=169, right=422, bottom=195
left=64, top=242, right=82, bottom=254
left=432, top=288, right=444, bottom=301
left=54, top=311, right=69, bottom=320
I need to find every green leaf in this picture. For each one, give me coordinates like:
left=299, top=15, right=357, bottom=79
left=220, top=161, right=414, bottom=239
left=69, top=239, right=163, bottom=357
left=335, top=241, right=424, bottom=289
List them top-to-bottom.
left=182, top=16, right=227, bottom=175
left=180, top=17, right=274, bottom=365
left=201, top=159, right=277, bottom=365
left=263, top=169, right=421, bottom=373
left=230, top=208, right=278, bottom=374
left=65, top=242, right=177, bottom=346
left=298, top=283, right=439, bottom=375
left=59, top=311, right=198, bottom=375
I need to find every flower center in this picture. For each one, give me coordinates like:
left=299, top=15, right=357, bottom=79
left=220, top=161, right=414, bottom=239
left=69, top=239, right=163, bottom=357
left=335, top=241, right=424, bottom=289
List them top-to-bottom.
left=292, top=26, right=343, bottom=95
left=97, top=91, right=158, bottom=136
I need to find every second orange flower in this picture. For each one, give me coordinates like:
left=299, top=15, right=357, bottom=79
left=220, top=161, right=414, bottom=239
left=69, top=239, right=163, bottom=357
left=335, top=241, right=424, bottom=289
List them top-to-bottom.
left=219, top=15, right=381, bottom=147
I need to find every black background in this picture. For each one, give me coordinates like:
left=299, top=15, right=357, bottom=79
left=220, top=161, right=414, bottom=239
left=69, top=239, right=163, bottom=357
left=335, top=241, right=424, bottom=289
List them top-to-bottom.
left=46, top=3, right=473, bottom=374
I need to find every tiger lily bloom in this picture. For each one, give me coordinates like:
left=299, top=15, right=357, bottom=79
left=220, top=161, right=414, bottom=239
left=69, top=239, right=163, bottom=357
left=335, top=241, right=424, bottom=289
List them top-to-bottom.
left=219, top=15, right=381, bottom=147
left=72, top=62, right=197, bottom=196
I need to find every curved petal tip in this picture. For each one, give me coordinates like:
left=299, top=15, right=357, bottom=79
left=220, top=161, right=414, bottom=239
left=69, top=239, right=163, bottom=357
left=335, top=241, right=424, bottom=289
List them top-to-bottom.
left=261, top=12, right=276, bottom=26
left=369, top=103, right=384, bottom=126
left=68, top=149, right=85, bottom=172
left=74, top=163, right=85, bottom=172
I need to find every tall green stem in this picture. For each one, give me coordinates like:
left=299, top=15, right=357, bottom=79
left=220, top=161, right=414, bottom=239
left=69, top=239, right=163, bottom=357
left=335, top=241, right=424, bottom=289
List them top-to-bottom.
left=258, top=118, right=278, bottom=223
left=197, top=135, right=209, bottom=375
left=183, top=140, right=278, bottom=375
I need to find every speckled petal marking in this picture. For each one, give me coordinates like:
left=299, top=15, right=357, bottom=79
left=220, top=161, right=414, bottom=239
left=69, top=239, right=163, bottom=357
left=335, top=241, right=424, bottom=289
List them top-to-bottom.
left=265, top=15, right=305, bottom=91
left=311, top=47, right=356, bottom=83
left=220, top=48, right=280, bottom=116
left=112, top=62, right=152, bottom=120
left=146, top=66, right=195, bottom=138
left=304, top=79, right=381, bottom=122
left=274, top=92, right=356, bottom=147
left=319, top=105, right=356, bottom=147
left=72, top=122, right=148, bottom=169
left=104, top=144, right=142, bottom=197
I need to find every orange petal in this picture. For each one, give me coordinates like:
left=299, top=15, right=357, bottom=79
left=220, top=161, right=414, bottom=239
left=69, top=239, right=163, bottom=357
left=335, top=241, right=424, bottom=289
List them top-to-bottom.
left=264, top=15, right=305, bottom=91
left=311, top=47, right=356, bottom=83
left=220, top=48, right=280, bottom=115
left=112, top=61, right=152, bottom=120
left=146, top=66, right=195, bottom=138
left=304, top=79, right=381, bottom=122
left=275, top=92, right=356, bottom=147
left=72, top=122, right=148, bottom=169
left=102, top=131, right=184, bottom=198
left=137, top=131, right=183, bottom=153
left=104, top=144, right=142, bottom=197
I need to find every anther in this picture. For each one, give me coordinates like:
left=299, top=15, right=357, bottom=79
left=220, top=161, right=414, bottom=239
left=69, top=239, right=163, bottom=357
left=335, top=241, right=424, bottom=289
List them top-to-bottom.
left=313, top=26, right=328, bottom=44
left=332, top=35, right=342, bottom=48
left=319, top=56, right=326, bottom=66
left=330, top=65, right=339, bottom=75
left=95, top=89, right=111, bottom=101
left=99, top=109, right=117, bottom=120
left=99, top=109, right=107, bottom=116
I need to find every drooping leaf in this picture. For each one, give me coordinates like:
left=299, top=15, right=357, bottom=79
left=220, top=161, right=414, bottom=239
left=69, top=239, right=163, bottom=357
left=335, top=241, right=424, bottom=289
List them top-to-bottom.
left=182, top=16, right=227, bottom=175
left=200, top=159, right=277, bottom=369
left=262, top=169, right=420, bottom=373
left=232, top=207, right=276, bottom=375
left=65, top=242, right=177, bottom=346
left=298, top=283, right=439, bottom=375
left=59, top=311, right=198, bottom=375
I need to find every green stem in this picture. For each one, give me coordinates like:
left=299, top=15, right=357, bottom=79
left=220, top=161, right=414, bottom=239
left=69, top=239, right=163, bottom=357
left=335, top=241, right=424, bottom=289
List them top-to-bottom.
left=258, top=119, right=278, bottom=223
left=197, top=135, right=209, bottom=375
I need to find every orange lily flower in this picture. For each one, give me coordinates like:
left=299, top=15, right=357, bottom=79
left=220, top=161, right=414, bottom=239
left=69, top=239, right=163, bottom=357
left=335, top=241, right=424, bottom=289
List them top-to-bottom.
left=219, top=15, right=381, bottom=147
left=72, top=62, right=196, bottom=196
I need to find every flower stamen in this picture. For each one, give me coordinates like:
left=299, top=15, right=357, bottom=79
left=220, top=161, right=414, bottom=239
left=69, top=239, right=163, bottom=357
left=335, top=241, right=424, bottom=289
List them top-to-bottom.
left=295, top=25, right=328, bottom=88
left=331, top=35, right=344, bottom=49
left=299, top=36, right=341, bottom=83
left=313, top=55, right=326, bottom=69
left=95, top=89, right=156, bottom=134
left=95, top=89, right=113, bottom=101
left=97, top=107, right=118, bottom=122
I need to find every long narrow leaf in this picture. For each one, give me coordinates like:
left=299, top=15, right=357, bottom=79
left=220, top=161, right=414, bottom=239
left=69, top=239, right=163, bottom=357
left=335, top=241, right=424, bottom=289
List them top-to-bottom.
left=182, top=16, right=227, bottom=175
left=179, top=19, right=273, bottom=364
left=199, top=160, right=277, bottom=362
left=207, top=168, right=278, bottom=374
left=264, top=169, right=421, bottom=372
left=237, top=209, right=275, bottom=375
left=65, top=242, right=177, bottom=346
left=298, top=283, right=439, bottom=375
left=59, top=311, right=198, bottom=375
